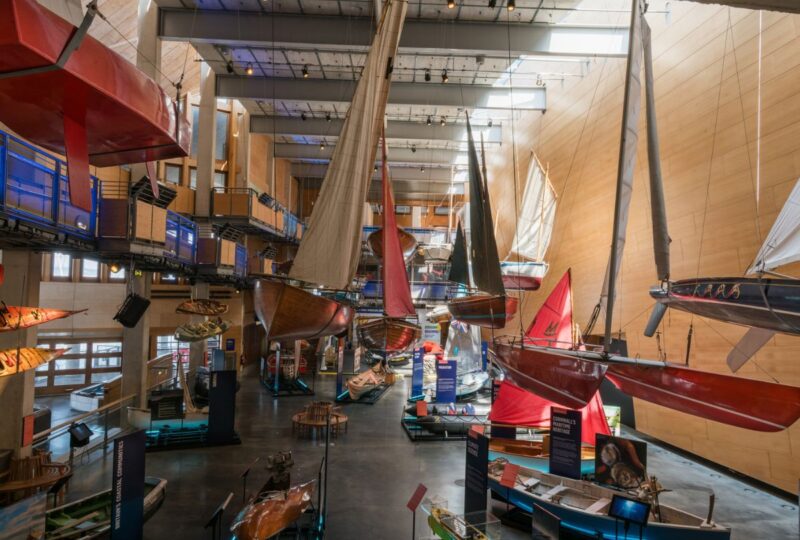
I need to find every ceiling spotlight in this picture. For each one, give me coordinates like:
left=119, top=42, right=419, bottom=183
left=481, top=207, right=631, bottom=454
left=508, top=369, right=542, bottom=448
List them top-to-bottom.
left=447, top=0, right=455, bottom=8
left=488, top=0, right=496, bottom=6
left=507, top=0, right=515, bottom=10
left=226, top=61, right=234, bottom=74
left=245, top=63, right=254, bottom=76
left=302, top=65, right=309, bottom=78
left=424, top=69, right=431, bottom=82
left=441, top=69, right=449, bottom=83
left=536, top=74, right=544, bottom=87
left=326, top=112, right=332, bottom=122
left=301, top=113, right=307, bottom=121
left=426, top=115, right=432, bottom=126
left=440, top=116, right=446, bottom=126
left=488, top=119, right=493, bottom=128
left=320, top=140, right=326, bottom=150
left=411, top=145, right=417, bottom=153
left=374, top=165, right=379, bottom=173
left=420, top=166, right=425, bottom=172
left=109, top=263, right=121, bottom=273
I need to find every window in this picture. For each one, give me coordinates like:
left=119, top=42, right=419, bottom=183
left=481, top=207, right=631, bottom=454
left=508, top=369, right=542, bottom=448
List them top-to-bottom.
left=190, top=105, right=199, bottom=157
left=215, top=110, right=230, bottom=160
left=165, top=164, right=181, bottom=185
left=189, top=168, right=197, bottom=190
left=214, top=171, right=227, bottom=189
left=395, top=205, right=411, bottom=215
left=52, top=252, right=72, bottom=279
left=81, top=259, right=99, bottom=280
left=109, top=265, right=126, bottom=281
left=35, top=339, right=123, bottom=395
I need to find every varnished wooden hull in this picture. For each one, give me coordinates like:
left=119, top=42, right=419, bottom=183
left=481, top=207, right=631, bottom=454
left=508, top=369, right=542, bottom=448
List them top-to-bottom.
left=367, top=227, right=418, bottom=262
left=254, top=280, right=354, bottom=342
left=447, top=295, right=518, bottom=329
left=175, top=299, right=228, bottom=316
left=357, top=318, right=421, bottom=354
left=174, top=319, right=231, bottom=342
left=0, top=347, right=67, bottom=377
left=347, top=367, right=384, bottom=400
left=488, top=439, right=596, bottom=474
left=230, top=482, right=314, bottom=540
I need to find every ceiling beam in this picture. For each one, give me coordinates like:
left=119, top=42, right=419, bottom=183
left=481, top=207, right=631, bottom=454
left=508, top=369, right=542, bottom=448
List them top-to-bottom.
left=680, top=0, right=800, bottom=12
left=159, top=9, right=629, bottom=58
left=217, top=77, right=546, bottom=110
left=251, top=116, right=502, bottom=143
left=276, top=143, right=462, bottom=164
left=292, top=163, right=453, bottom=182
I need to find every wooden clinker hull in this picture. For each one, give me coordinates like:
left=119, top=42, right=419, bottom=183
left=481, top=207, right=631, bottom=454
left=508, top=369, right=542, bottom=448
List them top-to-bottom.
left=367, top=227, right=418, bottom=262
left=254, top=280, right=353, bottom=342
left=447, top=295, right=518, bottom=329
left=175, top=299, right=228, bottom=316
left=0, top=306, right=86, bottom=331
left=358, top=318, right=421, bottom=354
left=0, top=347, right=67, bottom=377
left=347, top=368, right=384, bottom=400
left=488, top=439, right=596, bottom=475
left=231, top=482, right=314, bottom=540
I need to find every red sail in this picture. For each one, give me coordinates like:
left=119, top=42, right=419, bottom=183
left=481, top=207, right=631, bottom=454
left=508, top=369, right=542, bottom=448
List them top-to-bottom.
left=380, top=136, right=415, bottom=318
left=525, top=269, right=574, bottom=348
left=489, top=380, right=610, bottom=445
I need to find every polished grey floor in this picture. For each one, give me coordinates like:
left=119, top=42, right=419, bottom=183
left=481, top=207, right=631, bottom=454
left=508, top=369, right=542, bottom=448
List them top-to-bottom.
left=50, top=366, right=799, bottom=539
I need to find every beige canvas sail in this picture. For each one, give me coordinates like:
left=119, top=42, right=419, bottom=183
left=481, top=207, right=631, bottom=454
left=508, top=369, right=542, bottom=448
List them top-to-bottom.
left=289, top=0, right=408, bottom=289
left=505, top=154, right=557, bottom=262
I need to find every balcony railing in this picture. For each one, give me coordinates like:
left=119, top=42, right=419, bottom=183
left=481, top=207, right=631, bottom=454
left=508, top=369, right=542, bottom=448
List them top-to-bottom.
left=0, top=130, right=97, bottom=240
left=211, top=187, right=304, bottom=240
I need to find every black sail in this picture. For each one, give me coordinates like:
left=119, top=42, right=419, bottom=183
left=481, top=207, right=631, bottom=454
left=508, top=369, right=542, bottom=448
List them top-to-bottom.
left=465, top=114, right=505, bottom=296
left=448, top=222, right=470, bottom=286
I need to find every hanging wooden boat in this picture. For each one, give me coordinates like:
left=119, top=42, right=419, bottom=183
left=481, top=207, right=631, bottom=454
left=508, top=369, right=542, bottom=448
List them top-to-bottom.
left=0, top=0, right=189, bottom=210
left=367, top=227, right=418, bottom=263
left=420, top=244, right=452, bottom=262
left=254, top=280, right=353, bottom=342
left=447, top=294, right=517, bottom=329
left=175, top=299, right=228, bottom=316
left=0, top=305, right=87, bottom=332
left=426, top=305, right=451, bottom=324
left=358, top=318, right=421, bottom=354
left=174, top=319, right=231, bottom=343
left=0, top=347, right=67, bottom=377
left=347, top=365, right=386, bottom=400
left=488, top=439, right=596, bottom=475
left=487, top=459, right=731, bottom=540
left=45, top=477, right=167, bottom=539
left=230, top=481, right=314, bottom=540
left=427, top=506, right=489, bottom=540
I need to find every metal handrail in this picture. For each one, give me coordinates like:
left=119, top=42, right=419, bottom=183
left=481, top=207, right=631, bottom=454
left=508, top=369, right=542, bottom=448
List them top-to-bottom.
left=33, top=393, right=136, bottom=440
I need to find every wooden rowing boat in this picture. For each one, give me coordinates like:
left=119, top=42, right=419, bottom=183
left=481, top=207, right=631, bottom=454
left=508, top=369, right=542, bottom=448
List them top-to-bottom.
left=367, top=227, right=418, bottom=262
left=254, top=280, right=353, bottom=342
left=447, top=294, right=517, bottom=329
left=175, top=299, right=228, bottom=316
left=0, top=306, right=86, bottom=332
left=358, top=318, right=421, bottom=354
left=174, top=319, right=230, bottom=343
left=0, top=347, right=67, bottom=377
left=347, top=365, right=386, bottom=400
left=488, top=438, right=596, bottom=475
left=45, top=477, right=167, bottom=539
left=230, top=481, right=314, bottom=540
left=428, top=506, right=488, bottom=540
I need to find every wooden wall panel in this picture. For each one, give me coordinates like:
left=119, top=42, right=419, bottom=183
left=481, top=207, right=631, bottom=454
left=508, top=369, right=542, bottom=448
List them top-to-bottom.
left=486, top=4, right=800, bottom=492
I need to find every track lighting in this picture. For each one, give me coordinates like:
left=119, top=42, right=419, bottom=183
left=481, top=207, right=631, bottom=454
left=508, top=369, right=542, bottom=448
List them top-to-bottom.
left=447, top=0, right=455, bottom=8
left=488, top=0, right=496, bottom=7
left=507, top=0, right=515, bottom=10
left=226, top=61, right=234, bottom=74
left=245, top=63, right=254, bottom=76
left=302, top=65, right=309, bottom=78
left=424, top=69, right=431, bottom=82
left=441, top=69, right=449, bottom=83
left=326, top=112, right=332, bottom=122
left=301, top=113, right=307, bottom=121
left=426, top=115, right=432, bottom=126
left=440, top=116, right=446, bottom=126
left=488, top=119, right=493, bottom=128
left=320, top=140, right=326, bottom=150
left=411, top=145, right=417, bottom=153
left=420, top=166, right=425, bottom=172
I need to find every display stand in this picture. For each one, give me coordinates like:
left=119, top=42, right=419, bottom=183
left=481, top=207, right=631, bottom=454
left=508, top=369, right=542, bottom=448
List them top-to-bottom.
left=260, top=344, right=315, bottom=397
left=335, top=381, right=392, bottom=405
left=401, top=402, right=489, bottom=442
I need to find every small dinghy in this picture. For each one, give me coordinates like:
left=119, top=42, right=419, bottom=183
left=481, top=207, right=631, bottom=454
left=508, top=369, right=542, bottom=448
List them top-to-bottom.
left=175, top=299, right=228, bottom=316
left=174, top=319, right=230, bottom=342
left=0, top=347, right=68, bottom=377
left=346, top=365, right=387, bottom=400
left=230, top=481, right=315, bottom=540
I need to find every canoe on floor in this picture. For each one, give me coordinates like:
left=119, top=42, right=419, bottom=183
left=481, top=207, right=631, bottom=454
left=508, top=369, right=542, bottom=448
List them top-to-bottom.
left=254, top=280, right=353, bottom=342
left=447, top=294, right=518, bottom=329
left=0, top=306, right=87, bottom=332
left=357, top=317, right=421, bottom=354
left=0, top=347, right=68, bottom=377
left=45, top=476, right=167, bottom=539
left=230, top=481, right=315, bottom=540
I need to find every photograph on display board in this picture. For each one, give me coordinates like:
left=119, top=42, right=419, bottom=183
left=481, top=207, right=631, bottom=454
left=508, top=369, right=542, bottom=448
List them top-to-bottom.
left=594, top=434, right=647, bottom=489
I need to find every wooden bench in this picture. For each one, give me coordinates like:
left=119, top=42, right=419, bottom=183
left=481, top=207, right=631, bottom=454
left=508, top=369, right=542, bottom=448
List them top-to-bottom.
left=292, top=402, right=348, bottom=438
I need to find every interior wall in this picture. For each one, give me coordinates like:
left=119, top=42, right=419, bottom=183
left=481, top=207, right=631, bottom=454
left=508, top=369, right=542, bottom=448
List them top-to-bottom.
left=486, top=4, right=800, bottom=492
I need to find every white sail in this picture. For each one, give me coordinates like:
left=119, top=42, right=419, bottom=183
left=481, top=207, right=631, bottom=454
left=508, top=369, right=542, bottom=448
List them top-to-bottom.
left=289, top=0, right=407, bottom=289
left=506, top=154, right=557, bottom=262
left=746, top=178, right=800, bottom=275
left=445, top=320, right=482, bottom=375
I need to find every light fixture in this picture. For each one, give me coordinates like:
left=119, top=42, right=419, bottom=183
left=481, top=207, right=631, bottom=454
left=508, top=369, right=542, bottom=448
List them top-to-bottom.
left=447, top=0, right=455, bottom=8
left=488, top=0, right=496, bottom=6
left=507, top=0, right=515, bottom=10
left=226, top=61, right=234, bottom=74
left=245, top=63, right=254, bottom=76
left=302, top=65, right=309, bottom=78
left=424, top=69, right=431, bottom=82
left=441, top=69, right=449, bottom=83
left=536, top=74, right=544, bottom=87
left=301, top=112, right=307, bottom=121
left=326, top=112, right=332, bottom=122
left=426, top=115, right=432, bottom=126
left=440, top=116, right=446, bottom=126
left=488, top=119, right=493, bottom=128
left=320, top=140, right=326, bottom=150
left=411, top=145, right=417, bottom=153
left=374, top=165, right=378, bottom=173
left=420, top=165, right=425, bottom=172
left=109, top=263, right=121, bottom=273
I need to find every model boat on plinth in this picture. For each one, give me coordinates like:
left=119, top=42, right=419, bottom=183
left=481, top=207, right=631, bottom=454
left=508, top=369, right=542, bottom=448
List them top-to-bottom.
left=0, top=0, right=189, bottom=211
left=494, top=1, right=800, bottom=433
left=447, top=118, right=516, bottom=329
left=501, top=154, right=556, bottom=291
left=367, top=227, right=418, bottom=263
left=175, top=299, right=228, bottom=316
left=0, top=305, right=87, bottom=332
left=174, top=318, right=230, bottom=343
left=0, top=347, right=67, bottom=377
left=346, top=365, right=387, bottom=400
left=488, top=459, right=731, bottom=539
left=230, top=481, right=314, bottom=540
left=428, top=506, right=489, bottom=540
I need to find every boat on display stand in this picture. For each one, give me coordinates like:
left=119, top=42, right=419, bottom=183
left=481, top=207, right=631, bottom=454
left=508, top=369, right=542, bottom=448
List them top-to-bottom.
left=230, top=481, right=315, bottom=540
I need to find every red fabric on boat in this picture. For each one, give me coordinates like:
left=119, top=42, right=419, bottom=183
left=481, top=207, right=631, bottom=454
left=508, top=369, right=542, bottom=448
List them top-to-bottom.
left=380, top=135, right=415, bottom=318
left=525, top=269, right=573, bottom=348
left=422, top=341, right=442, bottom=355
left=489, top=380, right=610, bottom=445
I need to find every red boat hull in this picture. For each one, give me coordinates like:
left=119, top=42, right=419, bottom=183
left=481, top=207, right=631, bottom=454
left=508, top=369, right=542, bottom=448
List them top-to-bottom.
left=0, top=0, right=189, bottom=166
left=501, top=275, right=542, bottom=291
left=447, top=295, right=518, bottom=329
left=357, top=317, right=421, bottom=354
left=493, top=339, right=607, bottom=409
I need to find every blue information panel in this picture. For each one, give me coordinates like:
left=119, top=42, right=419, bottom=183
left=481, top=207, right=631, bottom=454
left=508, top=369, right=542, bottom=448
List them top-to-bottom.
left=481, top=341, right=488, bottom=371
left=411, top=347, right=424, bottom=397
left=436, top=360, right=457, bottom=403
left=549, top=407, right=582, bottom=479
left=110, top=430, right=146, bottom=540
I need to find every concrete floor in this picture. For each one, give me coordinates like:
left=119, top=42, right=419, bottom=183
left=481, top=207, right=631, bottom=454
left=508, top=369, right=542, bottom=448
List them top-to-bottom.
left=50, top=366, right=799, bottom=539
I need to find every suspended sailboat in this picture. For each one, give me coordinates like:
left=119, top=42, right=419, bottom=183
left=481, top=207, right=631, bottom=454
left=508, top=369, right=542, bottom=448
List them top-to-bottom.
left=254, top=0, right=407, bottom=341
left=493, top=0, right=800, bottom=433
left=447, top=115, right=518, bottom=329
left=358, top=136, right=421, bottom=355
left=501, top=154, right=557, bottom=291
left=645, top=178, right=800, bottom=371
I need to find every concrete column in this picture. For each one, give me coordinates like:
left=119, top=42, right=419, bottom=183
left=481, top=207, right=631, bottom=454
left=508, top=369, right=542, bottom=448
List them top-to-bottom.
left=195, top=63, right=217, bottom=217
left=235, top=106, right=250, bottom=189
left=412, top=206, right=423, bottom=228
left=0, top=251, right=42, bottom=457
left=121, top=272, right=151, bottom=409
left=188, top=282, right=210, bottom=373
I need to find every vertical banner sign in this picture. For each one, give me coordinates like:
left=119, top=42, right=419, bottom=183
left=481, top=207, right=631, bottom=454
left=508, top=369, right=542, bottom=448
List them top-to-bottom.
left=481, top=341, right=488, bottom=371
left=411, top=347, right=424, bottom=397
left=336, top=348, right=344, bottom=396
left=435, top=360, right=457, bottom=403
left=208, top=370, right=237, bottom=444
left=549, top=407, right=582, bottom=479
left=464, top=429, right=489, bottom=515
left=110, top=430, right=146, bottom=540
